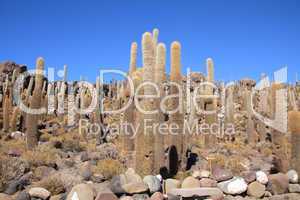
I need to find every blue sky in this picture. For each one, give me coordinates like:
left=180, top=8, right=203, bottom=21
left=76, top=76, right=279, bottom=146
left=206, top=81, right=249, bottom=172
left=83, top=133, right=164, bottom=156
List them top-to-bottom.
left=0, top=0, right=299, bottom=83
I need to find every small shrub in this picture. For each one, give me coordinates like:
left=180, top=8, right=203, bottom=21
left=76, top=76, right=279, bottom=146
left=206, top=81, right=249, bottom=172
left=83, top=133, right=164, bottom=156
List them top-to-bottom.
left=22, top=145, right=58, bottom=168
left=92, top=159, right=124, bottom=179
left=37, top=175, right=65, bottom=195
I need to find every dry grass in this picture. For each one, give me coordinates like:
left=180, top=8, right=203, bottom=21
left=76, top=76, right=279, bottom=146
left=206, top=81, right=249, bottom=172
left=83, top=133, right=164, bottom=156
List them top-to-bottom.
left=22, top=145, right=58, bottom=168
left=92, top=159, right=124, bottom=179
left=36, top=175, right=65, bottom=195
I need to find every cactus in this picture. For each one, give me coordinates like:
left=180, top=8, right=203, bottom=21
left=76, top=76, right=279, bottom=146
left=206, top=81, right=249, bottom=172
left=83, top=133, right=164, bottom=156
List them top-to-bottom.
left=152, top=28, right=159, bottom=58
left=135, top=32, right=155, bottom=175
left=168, top=41, right=184, bottom=164
left=129, top=42, right=137, bottom=76
left=153, top=43, right=166, bottom=172
left=26, top=57, right=44, bottom=149
left=206, top=58, right=214, bottom=82
left=63, top=65, right=67, bottom=82
left=2, top=79, right=11, bottom=132
left=10, top=107, right=20, bottom=132
left=289, top=111, right=300, bottom=175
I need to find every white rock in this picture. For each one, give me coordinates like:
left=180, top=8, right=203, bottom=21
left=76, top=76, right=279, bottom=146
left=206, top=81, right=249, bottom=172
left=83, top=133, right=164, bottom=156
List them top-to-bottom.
left=287, top=170, right=299, bottom=184
left=256, top=171, right=268, bottom=185
left=156, top=174, right=162, bottom=182
left=217, top=177, right=248, bottom=195
left=28, top=187, right=51, bottom=200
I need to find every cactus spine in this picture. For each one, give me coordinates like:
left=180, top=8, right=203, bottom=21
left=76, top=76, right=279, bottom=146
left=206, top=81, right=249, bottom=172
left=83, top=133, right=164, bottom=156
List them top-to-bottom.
left=26, top=57, right=44, bottom=149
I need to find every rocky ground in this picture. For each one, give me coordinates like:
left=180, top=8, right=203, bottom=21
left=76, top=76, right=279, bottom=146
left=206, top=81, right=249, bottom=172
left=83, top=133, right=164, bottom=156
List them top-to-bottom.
left=0, top=129, right=300, bottom=200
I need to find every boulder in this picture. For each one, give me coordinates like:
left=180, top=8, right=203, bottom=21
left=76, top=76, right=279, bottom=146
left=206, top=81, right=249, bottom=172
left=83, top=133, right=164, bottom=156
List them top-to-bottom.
left=212, top=168, right=233, bottom=182
left=121, top=169, right=148, bottom=194
left=192, top=170, right=210, bottom=179
left=256, top=170, right=268, bottom=184
left=287, top=170, right=299, bottom=184
left=241, top=171, right=256, bottom=183
left=267, top=173, right=289, bottom=195
left=110, top=175, right=126, bottom=194
left=143, top=175, right=161, bottom=193
left=181, top=176, right=200, bottom=188
left=217, top=177, right=248, bottom=195
left=199, top=178, right=217, bottom=187
left=165, top=179, right=180, bottom=194
left=247, top=181, right=266, bottom=198
left=122, top=182, right=148, bottom=194
left=66, top=184, right=94, bottom=200
left=289, top=184, right=300, bottom=193
left=28, top=187, right=51, bottom=200
left=167, top=188, right=223, bottom=200
left=95, top=189, right=118, bottom=200
left=15, top=191, right=30, bottom=200
left=150, top=192, right=164, bottom=200
left=0, top=193, right=12, bottom=200
left=132, top=193, right=149, bottom=200
left=270, top=193, right=300, bottom=200
left=50, top=195, right=63, bottom=200
left=120, top=196, right=134, bottom=200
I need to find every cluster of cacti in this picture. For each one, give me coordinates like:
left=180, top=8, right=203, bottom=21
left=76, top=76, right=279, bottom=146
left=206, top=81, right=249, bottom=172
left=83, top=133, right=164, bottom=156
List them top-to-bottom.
left=1, top=28, right=298, bottom=180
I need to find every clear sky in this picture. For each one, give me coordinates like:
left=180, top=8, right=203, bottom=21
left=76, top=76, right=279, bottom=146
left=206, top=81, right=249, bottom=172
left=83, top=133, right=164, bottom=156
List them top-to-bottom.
left=0, top=0, right=299, bottom=83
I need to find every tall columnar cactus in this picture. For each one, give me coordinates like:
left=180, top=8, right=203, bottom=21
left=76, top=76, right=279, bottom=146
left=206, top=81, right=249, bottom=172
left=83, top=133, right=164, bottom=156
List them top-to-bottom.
left=152, top=28, right=159, bottom=58
left=135, top=32, right=155, bottom=175
left=169, top=41, right=184, bottom=162
left=129, top=42, right=137, bottom=76
left=153, top=43, right=166, bottom=172
left=26, top=57, right=44, bottom=149
left=206, top=58, right=214, bottom=82
left=63, top=65, right=67, bottom=82
left=2, top=76, right=11, bottom=132
left=95, top=76, right=104, bottom=144
left=10, top=107, right=20, bottom=132
left=289, top=111, right=300, bottom=175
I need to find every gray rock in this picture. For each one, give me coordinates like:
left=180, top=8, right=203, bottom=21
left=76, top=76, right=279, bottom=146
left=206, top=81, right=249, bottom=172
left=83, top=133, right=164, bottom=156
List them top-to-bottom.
left=212, top=168, right=233, bottom=182
left=110, top=175, right=126, bottom=194
left=143, top=175, right=161, bottom=193
left=289, top=184, right=300, bottom=193
left=16, top=191, right=31, bottom=200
